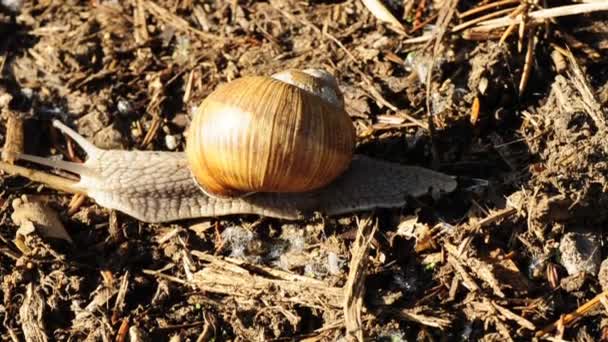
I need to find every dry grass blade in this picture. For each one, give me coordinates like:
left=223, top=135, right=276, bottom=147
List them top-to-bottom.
left=134, top=0, right=149, bottom=43
left=360, top=0, right=405, bottom=31
left=458, top=0, right=520, bottom=19
left=476, top=2, right=608, bottom=30
left=453, top=7, right=515, bottom=32
left=518, top=27, right=537, bottom=94
left=564, top=50, right=607, bottom=129
left=141, top=116, right=161, bottom=148
left=466, top=207, right=518, bottom=232
left=343, top=217, right=377, bottom=341
left=112, top=272, right=130, bottom=324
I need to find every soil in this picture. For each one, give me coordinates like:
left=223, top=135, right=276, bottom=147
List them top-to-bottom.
left=0, top=1, right=607, bottom=341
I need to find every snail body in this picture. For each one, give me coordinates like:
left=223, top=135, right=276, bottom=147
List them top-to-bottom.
left=0, top=69, right=457, bottom=223
left=186, top=69, right=355, bottom=197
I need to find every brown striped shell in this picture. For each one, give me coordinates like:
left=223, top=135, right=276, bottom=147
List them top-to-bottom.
left=185, top=69, right=356, bottom=198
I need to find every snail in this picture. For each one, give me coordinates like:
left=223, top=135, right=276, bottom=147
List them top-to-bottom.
left=0, top=69, right=457, bottom=223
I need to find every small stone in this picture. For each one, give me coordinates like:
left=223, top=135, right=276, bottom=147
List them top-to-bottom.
left=1, top=0, right=22, bottom=12
left=20, top=87, right=33, bottom=99
left=0, top=92, right=12, bottom=108
left=66, top=92, right=92, bottom=116
left=117, top=99, right=132, bottom=115
left=77, top=110, right=111, bottom=138
left=171, top=113, right=190, bottom=128
left=92, top=124, right=124, bottom=150
left=164, top=134, right=180, bottom=150
left=559, top=232, right=601, bottom=276
left=326, top=252, right=344, bottom=275
left=598, top=259, right=608, bottom=292
left=560, top=272, right=587, bottom=293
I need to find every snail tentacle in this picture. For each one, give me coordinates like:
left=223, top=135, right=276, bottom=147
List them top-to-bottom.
left=0, top=120, right=102, bottom=182
left=9, top=120, right=104, bottom=189
left=52, top=120, right=102, bottom=158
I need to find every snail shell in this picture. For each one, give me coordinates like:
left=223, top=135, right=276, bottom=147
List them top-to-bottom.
left=186, top=69, right=356, bottom=198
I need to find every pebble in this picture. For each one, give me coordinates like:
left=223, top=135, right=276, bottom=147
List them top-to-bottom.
left=1, top=0, right=22, bottom=12
left=117, top=99, right=132, bottom=115
left=77, top=110, right=110, bottom=137
left=171, top=113, right=190, bottom=128
left=93, top=124, right=124, bottom=150
left=164, top=134, right=181, bottom=150
left=559, top=232, right=601, bottom=276
left=598, top=259, right=608, bottom=292
left=560, top=273, right=587, bottom=293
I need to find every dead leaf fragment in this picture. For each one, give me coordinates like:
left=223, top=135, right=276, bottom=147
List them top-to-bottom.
left=11, top=196, right=73, bottom=243
left=396, top=215, right=436, bottom=252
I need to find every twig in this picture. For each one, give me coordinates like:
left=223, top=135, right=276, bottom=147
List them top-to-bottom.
left=453, top=7, right=515, bottom=33
left=409, top=13, right=438, bottom=34
left=0, top=52, right=7, bottom=74
left=1, top=115, right=24, bottom=164
left=0, top=161, right=83, bottom=195
left=67, top=194, right=86, bottom=215
left=469, top=207, right=517, bottom=231
left=142, top=268, right=188, bottom=285
left=536, top=289, right=608, bottom=337
left=491, top=301, right=536, bottom=330
left=398, top=308, right=452, bottom=329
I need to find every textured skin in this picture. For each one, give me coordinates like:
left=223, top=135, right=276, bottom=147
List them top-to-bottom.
left=76, top=150, right=457, bottom=223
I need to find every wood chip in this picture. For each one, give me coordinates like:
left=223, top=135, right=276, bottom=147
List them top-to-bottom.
left=11, top=195, right=73, bottom=243
left=343, top=217, right=377, bottom=341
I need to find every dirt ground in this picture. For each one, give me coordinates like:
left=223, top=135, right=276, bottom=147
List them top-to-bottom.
left=0, top=0, right=607, bottom=341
